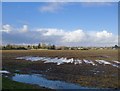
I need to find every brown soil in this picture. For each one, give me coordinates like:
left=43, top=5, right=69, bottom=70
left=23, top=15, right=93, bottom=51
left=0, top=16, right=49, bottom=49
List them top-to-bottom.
left=2, top=50, right=119, bottom=88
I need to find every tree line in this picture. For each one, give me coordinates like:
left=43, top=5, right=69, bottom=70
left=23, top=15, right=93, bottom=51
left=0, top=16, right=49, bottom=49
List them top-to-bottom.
left=1, top=43, right=56, bottom=50
left=1, top=43, right=119, bottom=50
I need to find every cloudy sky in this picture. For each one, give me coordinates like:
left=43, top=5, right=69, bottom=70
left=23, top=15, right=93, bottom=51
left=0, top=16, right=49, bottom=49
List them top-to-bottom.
left=2, top=2, right=118, bottom=46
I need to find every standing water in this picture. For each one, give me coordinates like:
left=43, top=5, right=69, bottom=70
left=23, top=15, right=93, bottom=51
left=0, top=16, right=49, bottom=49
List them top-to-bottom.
left=12, top=74, right=89, bottom=89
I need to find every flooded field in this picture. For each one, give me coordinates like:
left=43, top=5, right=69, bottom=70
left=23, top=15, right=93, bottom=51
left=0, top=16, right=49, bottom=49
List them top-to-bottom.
left=2, top=50, right=119, bottom=89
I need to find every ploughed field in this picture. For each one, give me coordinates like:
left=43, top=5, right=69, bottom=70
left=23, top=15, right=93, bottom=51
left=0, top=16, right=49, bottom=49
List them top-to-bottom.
left=2, top=49, right=120, bottom=89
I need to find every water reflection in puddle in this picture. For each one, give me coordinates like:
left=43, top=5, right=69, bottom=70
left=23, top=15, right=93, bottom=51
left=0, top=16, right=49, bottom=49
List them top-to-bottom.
left=16, top=56, right=120, bottom=68
left=12, top=74, right=89, bottom=89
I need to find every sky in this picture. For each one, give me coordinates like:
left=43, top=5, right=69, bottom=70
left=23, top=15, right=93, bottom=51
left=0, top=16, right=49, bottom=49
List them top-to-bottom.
left=1, top=2, right=118, bottom=47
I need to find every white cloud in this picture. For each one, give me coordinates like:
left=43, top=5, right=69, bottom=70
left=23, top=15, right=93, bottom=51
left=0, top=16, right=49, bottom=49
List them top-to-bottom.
left=39, top=2, right=65, bottom=13
left=2, top=24, right=118, bottom=46
left=2, top=24, right=12, bottom=33
left=21, top=25, right=28, bottom=32
left=42, top=28, right=65, bottom=36
left=63, top=29, right=86, bottom=42
left=96, top=30, right=112, bottom=38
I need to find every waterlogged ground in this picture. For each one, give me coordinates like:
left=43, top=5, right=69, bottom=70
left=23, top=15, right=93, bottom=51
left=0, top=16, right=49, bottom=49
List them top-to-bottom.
left=2, top=50, right=119, bottom=89
left=16, top=56, right=119, bottom=68
left=12, top=73, right=89, bottom=89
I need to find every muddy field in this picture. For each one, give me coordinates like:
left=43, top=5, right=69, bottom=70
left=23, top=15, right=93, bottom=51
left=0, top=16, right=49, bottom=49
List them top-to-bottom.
left=2, top=49, right=120, bottom=89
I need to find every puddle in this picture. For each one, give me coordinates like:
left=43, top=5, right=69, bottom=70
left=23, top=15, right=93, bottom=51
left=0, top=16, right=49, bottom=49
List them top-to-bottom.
left=16, top=56, right=120, bottom=68
left=16, top=56, right=82, bottom=65
left=83, top=59, right=96, bottom=65
left=95, top=60, right=111, bottom=65
left=113, top=61, right=120, bottom=64
left=0, top=70, right=10, bottom=74
left=12, top=73, right=89, bottom=89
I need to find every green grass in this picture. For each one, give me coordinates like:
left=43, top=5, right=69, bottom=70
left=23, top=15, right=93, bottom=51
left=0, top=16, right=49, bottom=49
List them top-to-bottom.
left=2, top=77, right=47, bottom=90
